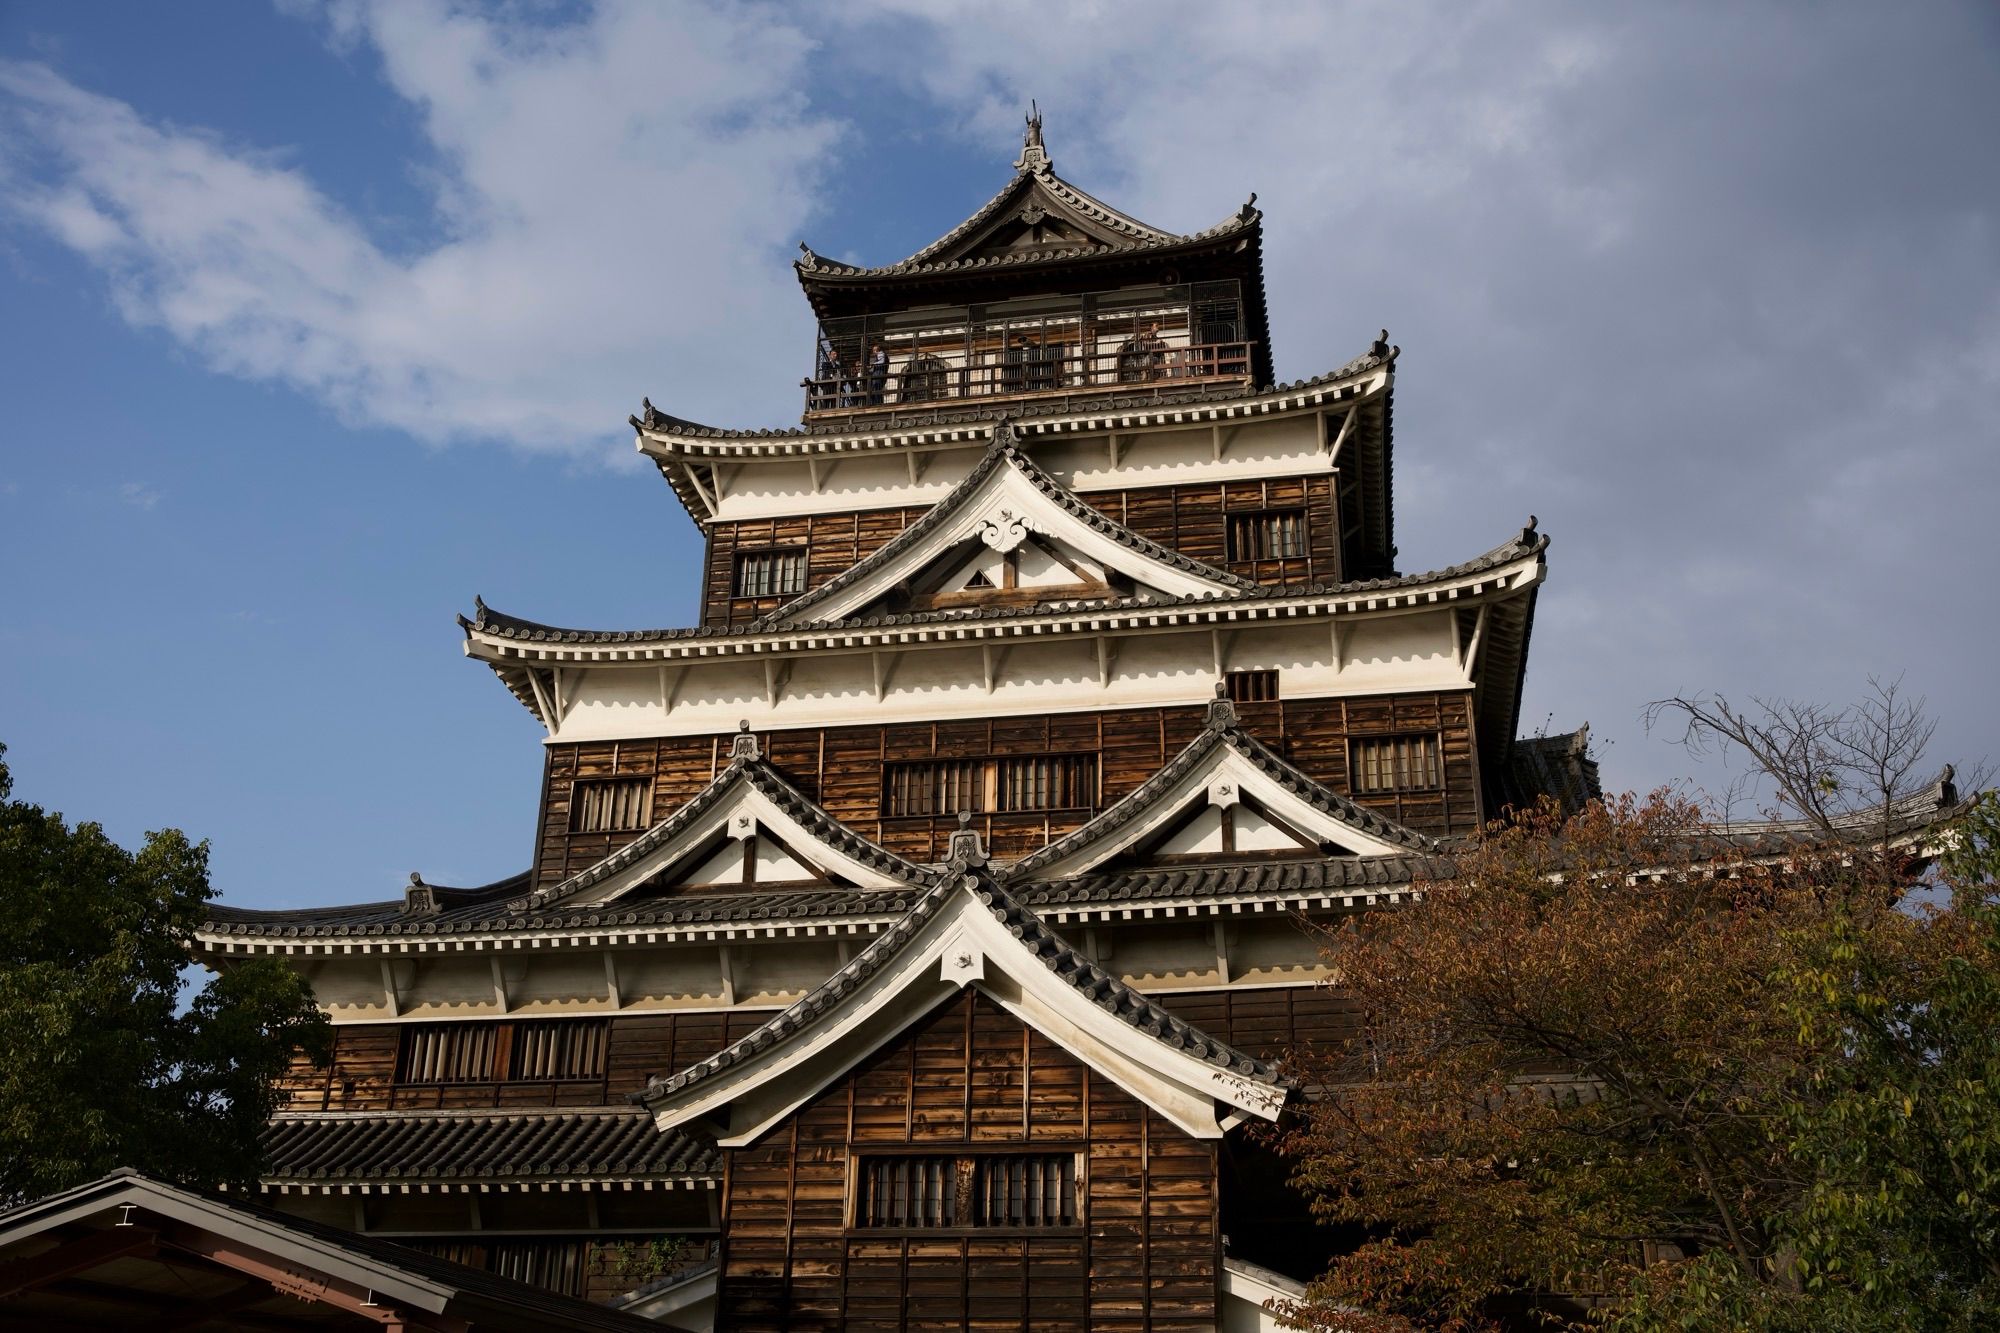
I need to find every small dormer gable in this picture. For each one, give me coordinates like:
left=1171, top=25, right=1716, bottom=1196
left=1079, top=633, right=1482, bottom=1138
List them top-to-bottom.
left=758, top=425, right=1253, bottom=628
left=1007, top=691, right=1444, bottom=884
left=527, top=728, right=935, bottom=909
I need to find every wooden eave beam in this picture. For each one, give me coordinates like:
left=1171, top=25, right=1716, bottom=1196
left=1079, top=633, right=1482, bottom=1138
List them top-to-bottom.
left=0, top=1227, right=159, bottom=1300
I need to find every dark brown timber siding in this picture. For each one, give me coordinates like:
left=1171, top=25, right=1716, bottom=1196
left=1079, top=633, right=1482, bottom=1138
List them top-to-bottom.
left=699, top=476, right=1341, bottom=627
left=533, top=693, right=1479, bottom=887
left=717, top=989, right=1219, bottom=1332
left=279, top=1009, right=778, bottom=1113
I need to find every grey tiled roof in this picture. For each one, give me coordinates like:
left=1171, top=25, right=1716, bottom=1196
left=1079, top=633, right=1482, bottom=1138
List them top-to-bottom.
left=794, top=160, right=1252, bottom=282
left=633, top=345, right=1390, bottom=443
left=752, top=423, right=1256, bottom=628
left=1006, top=693, right=1443, bottom=882
left=1022, top=852, right=1445, bottom=908
left=635, top=867, right=1289, bottom=1107
left=260, top=1110, right=720, bottom=1186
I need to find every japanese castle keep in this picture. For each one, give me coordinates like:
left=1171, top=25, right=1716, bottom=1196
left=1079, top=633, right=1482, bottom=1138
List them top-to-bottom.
left=194, top=114, right=1593, bottom=1331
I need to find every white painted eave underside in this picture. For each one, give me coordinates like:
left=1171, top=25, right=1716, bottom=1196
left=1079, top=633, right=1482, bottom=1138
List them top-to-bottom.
left=463, top=548, right=1542, bottom=668
left=191, top=883, right=1420, bottom=959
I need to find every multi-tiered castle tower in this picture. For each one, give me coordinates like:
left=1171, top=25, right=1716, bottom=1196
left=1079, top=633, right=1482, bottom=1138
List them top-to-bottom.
left=194, top=115, right=1590, bottom=1331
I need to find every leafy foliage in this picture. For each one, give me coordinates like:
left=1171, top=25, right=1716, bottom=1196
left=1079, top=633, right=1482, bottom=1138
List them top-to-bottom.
left=0, top=744, right=330, bottom=1202
left=1272, top=791, right=2000, bottom=1331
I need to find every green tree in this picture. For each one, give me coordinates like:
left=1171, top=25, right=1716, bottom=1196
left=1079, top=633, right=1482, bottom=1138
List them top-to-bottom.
left=0, top=744, right=330, bottom=1202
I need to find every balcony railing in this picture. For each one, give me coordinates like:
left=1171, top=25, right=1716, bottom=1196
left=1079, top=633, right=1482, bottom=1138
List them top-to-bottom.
left=804, top=338, right=1254, bottom=416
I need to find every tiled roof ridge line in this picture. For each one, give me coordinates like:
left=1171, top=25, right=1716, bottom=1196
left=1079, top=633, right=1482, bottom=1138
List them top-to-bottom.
left=795, top=161, right=1228, bottom=279
left=745, top=422, right=1256, bottom=630
left=457, top=523, right=1541, bottom=648
left=1005, top=689, right=1442, bottom=882
left=635, top=866, right=1287, bottom=1108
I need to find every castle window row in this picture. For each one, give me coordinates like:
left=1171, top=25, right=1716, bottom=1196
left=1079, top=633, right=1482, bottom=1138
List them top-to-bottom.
left=1226, top=507, right=1310, bottom=562
left=732, top=547, right=809, bottom=599
left=1349, top=733, right=1443, bottom=794
left=882, top=754, right=1100, bottom=818
left=571, top=778, right=653, bottom=833
left=395, top=1020, right=609, bottom=1086
left=853, top=1152, right=1079, bottom=1231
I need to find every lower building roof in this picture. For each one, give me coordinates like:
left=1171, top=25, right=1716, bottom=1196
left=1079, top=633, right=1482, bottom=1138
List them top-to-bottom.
left=260, top=1109, right=721, bottom=1191
left=0, top=1168, right=675, bottom=1332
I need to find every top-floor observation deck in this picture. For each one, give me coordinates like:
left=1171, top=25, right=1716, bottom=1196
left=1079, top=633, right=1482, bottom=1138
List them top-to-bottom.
left=791, top=111, right=1270, bottom=425
left=803, top=280, right=1253, bottom=419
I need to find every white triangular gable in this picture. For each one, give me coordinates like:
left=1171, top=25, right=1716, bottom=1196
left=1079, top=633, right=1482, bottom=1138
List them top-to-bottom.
left=782, top=449, right=1243, bottom=625
left=1013, top=732, right=1433, bottom=882
left=559, top=778, right=919, bottom=906
left=642, top=878, right=1286, bottom=1146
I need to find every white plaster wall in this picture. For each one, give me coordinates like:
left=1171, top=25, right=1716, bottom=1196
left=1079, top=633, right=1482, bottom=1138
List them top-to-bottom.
left=694, top=406, right=1338, bottom=523
left=548, top=611, right=1466, bottom=742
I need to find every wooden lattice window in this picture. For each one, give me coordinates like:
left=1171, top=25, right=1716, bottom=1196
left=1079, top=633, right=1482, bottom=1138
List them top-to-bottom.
left=1227, top=509, right=1309, bottom=561
left=733, top=547, right=808, bottom=599
left=1224, top=669, right=1280, bottom=703
left=1350, top=734, right=1443, bottom=794
left=883, top=754, right=1099, bottom=817
left=571, top=778, right=652, bottom=833
left=395, top=1020, right=608, bottom=1085
left=854, top=1153, right=1078, bottom=1230
left=412, top=1239, right=591, bottom=1298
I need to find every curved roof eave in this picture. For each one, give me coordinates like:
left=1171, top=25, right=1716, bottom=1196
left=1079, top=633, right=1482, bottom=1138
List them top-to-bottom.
left=632, top=340, right=1393, bottom=455
left=459, top=527, right=1545, bottom=658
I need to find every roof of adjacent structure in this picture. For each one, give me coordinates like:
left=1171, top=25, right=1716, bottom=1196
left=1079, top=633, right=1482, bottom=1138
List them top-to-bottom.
left=1006, top=692, right=1444, bottom=882
left=1503, top=724, right=1603, bottom=817
left=636, top=863, right=1288, bottom=1106
left=260, top=1110, right=720, bottom=1188
left=0, top=1169, right=676, bottom=1332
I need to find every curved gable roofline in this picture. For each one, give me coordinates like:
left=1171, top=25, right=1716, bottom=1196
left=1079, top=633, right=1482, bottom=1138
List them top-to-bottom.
left=794, top=118, right=1253, bottom=283
left=751, top=421, right=1256, bottom=630
left=1006, top=689, right=1443, bottom=883
left=523, top=725, right=937, bottom=912
left=634, top=851, right=1289, bottom=1145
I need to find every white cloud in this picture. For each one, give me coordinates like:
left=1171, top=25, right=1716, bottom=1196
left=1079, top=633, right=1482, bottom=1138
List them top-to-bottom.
left=0, top=1, right=843, bottom=454
left=117, top=481, right=162, bottom=510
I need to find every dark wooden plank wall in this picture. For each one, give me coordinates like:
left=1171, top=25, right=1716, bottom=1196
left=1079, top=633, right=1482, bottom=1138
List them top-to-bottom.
left=701, top=476, right=1340, bottom=627
left=535, top=693, right=1479, bottom=887
left=279, top=986, right=1367, bottom=1114
left=717, top=990, right=1218, bottom=1333
left=279, top=1009, right=778, bottom=1113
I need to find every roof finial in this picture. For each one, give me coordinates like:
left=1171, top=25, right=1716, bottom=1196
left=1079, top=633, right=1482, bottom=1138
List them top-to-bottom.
left=1015, top=100, right=1050, bottom=174
left=1207, top=680, right=1239, bottom=730
left=730, top=720, right=760, bottom=763
left=946, top=810, right=989, bottom=869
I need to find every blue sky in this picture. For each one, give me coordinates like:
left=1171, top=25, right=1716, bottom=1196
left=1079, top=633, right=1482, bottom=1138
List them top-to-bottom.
left=3, top=2, right=1996, bottom=911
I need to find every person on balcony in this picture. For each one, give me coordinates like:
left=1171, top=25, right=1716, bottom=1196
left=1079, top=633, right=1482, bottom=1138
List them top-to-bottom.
left=1117, top=323, right=1166, bottom=383
left=1000, top=334, right=1032, bottom=395
left=867, top=343, right=889, bottom=405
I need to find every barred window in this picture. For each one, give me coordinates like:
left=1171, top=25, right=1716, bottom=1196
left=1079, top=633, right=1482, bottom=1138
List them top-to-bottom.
left=1227, top=509, right=1309, bottom=561
left=734, top=548, right=808, bottom=599
left=1224, top=669, right=1280, bottom=703
left=1350, top=734, right=1443, bottom=794
left=883, top=754, right=1098, bottom=817
left=571, top=778, right=651, bottom=833
left=396, top=1020, right=608, bottom=1085
left=508, top=1020, right=608, bottom=1081
left=854, top=1153, right=1077, bottom=1230
left=412, top=1239, right=590, bottom=1298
